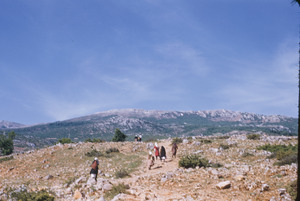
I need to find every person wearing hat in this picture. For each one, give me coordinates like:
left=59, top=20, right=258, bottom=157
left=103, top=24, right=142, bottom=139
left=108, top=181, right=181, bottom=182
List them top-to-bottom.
left=90, top=157, right=99, bottom=181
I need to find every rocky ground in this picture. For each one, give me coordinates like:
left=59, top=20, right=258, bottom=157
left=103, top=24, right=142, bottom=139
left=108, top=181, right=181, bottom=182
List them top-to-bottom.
left=0, top=134, right=297, bottom=201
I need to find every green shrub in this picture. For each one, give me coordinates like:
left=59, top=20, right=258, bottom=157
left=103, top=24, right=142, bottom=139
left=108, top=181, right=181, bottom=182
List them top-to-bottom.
left=247, top=134, right=260, bottom=140
left=172, top=137, right=183, bottom=144
left=57, top=138, right=73, bottom=144
left=85, top=138, right=104, bottom=143
left=199, top=139, right=212, bottom=144
left=219, top=144, right=230, bottom=150
left=257, top=144, right=297, bottom=166
left=106, top=147, right=119, bottom=154
left=85, top=149, right=104, bottom=157
left=242, top=152, right=254, bottom=158
left=179, top=154, right=209, bottom=168
left=0, top=156, right=13, bottom=163
left=115, top=169, right=130, bottom=178
left=286, top=180, right=297, bottom=200
left=104, top=183, right=130, bottom=200
left=10, top=189, right=54, bottom=201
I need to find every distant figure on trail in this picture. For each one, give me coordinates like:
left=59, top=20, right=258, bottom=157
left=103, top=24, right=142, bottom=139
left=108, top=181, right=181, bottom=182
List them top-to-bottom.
left=134, top=135, right=138, bottom=142
left=137, top=135, right=142, bottom=142
left=154, top=142, right=160, bottom=160
left=172, top=143, right=178, bottom=158
left=160, top=146, right=166, bottom=162
left=148, top=151, right=155, bottom=170
left=90, top=157, right=99, bottom=181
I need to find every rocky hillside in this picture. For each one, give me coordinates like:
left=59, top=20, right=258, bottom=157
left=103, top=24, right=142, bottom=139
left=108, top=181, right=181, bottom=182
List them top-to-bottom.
left=1, top=109, right=297, bottom=151
left=0, top=120, right=25, bottom=129
left=0, top=134, right=297, bottom=200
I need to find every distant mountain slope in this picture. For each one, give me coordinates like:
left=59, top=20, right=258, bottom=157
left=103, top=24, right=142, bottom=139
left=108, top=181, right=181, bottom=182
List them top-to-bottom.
left=1, top=109, right=297, bottom=150
left=0, top=120, right=25, bottom=129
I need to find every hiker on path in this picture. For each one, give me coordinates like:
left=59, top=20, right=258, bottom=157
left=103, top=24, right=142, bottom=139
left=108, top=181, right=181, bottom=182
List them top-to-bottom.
left=154, top=142, right=160, bottom=160
left=171, top=143, right=178, bottom=158
left=160, top=146, right=166, bottom=163
left=148, top=151, right=155, bottom=170
left=90, top=157, right=99, bottom=181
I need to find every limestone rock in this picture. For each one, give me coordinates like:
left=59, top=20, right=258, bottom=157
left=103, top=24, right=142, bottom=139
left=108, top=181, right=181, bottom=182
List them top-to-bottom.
left=216, top=181, right=231, bottom=189
left=102, top=183, right=113, bottom=192
left=73, top=190, right=82, bottom=200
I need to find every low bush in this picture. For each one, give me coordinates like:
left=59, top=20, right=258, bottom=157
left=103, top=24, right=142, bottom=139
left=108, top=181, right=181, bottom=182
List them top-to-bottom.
left=247, top=134, right=260, bottom=140
left=172, top=137, right=183, bottom=144
left=57, top=138, right=73, bottom=144
left=85, top=138, right=104, bottom=143
left=199, top=139, right=212, bottom=144
left=219, top=144, right=230, bottom=150
left=257, top=144, right=297, bottom=166
left=106, top=147, right=119, bottom=154
left=85, top=149, right=104, bottom=157
left=242, top=152, right=254, bottom=158
left=179, top=154, right=209, bottom=168
left=0, top=156, right=13, bottom=163
left=115, top=169, right=130, bottom=178
left=286, top=180, right=297, bottom=200
left=104, top=183, right=130, bottom=200
left=10, top=189, right=54, bottom=201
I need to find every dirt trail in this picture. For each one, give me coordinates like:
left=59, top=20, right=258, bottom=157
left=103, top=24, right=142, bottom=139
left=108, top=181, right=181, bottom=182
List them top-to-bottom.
left=119, top=141, right=182, bottom=200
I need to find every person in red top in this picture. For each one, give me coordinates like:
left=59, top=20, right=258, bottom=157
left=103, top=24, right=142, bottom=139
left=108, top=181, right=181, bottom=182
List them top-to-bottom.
left=154, top=142, right=160, bottom=160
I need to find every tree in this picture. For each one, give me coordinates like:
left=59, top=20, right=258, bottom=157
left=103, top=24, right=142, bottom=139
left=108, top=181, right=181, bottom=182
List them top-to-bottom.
left=291, top=1, right=300, bottom=200
left=111, top=128, right=127, bottom=142
left=0, top=131, right=16, bottom=155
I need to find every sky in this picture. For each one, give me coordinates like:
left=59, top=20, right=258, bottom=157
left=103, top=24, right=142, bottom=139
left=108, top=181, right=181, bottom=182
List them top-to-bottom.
left=0, top=0, right=299, bottom=125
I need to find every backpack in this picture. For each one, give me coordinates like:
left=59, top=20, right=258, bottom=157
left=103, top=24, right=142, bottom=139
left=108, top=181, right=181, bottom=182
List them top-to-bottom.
left=91, top=160, right=97, bottom=170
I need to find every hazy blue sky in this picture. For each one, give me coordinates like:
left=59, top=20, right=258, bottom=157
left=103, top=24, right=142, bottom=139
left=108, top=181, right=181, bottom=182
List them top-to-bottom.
left=0, top=0, right=298, bottom=125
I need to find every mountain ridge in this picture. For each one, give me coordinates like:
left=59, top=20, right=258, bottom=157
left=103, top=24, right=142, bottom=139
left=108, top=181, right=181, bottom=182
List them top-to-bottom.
left=0, top=109, right=297, bottom=151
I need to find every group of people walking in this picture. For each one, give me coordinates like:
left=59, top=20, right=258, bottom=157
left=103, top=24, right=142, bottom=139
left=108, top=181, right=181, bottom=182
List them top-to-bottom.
left=89, top=141, right=179, bottom=180
left=148, top=142, right=178, bottom=170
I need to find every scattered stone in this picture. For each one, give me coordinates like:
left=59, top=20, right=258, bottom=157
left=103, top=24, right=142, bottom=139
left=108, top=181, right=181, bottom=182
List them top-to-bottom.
left=44, top=175, right=54, bottom=180
left=216, top=181, right=231, bottom=189
left=102, top=183, right=113, bottom=192
left=261, top=184, right=269, bottom=192
left=73, top=189, right=82, bottom=200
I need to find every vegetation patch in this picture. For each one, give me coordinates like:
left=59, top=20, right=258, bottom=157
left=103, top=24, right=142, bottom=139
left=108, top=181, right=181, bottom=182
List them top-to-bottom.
left=247, top=134, right=261, bottom=140
left=172, top=137, right=183, bottom=144
left=56, top=138, right=73, bottom=144
left=84, top=138, right=104, bottom=143
left=199, top=139, right=212, bottom=144
left=219, top=143, right=230, bottom=150
left=257, top=144, right=297, bottom=166
left=105, top=147, right=119, bottom=154
left=85, top=149, right=104, bottom=157
left=179, top=154, right=209, bottom=168
left=0, top=155, right=13, bottom=163
left=115, top=169, right=130, bottom=178
left=286, top=180, right=297, bottom=200
left=104, top=183, right=130, bottom=200
left=10, top=189, right=54, bottom=201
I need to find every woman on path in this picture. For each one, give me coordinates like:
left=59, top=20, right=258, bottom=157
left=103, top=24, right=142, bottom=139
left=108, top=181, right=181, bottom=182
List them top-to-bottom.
left=154, top=142, right=160, bottom=160
left=171, top=143, right=178, bottom=158
left=160, top=146, right=166, bottom=162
